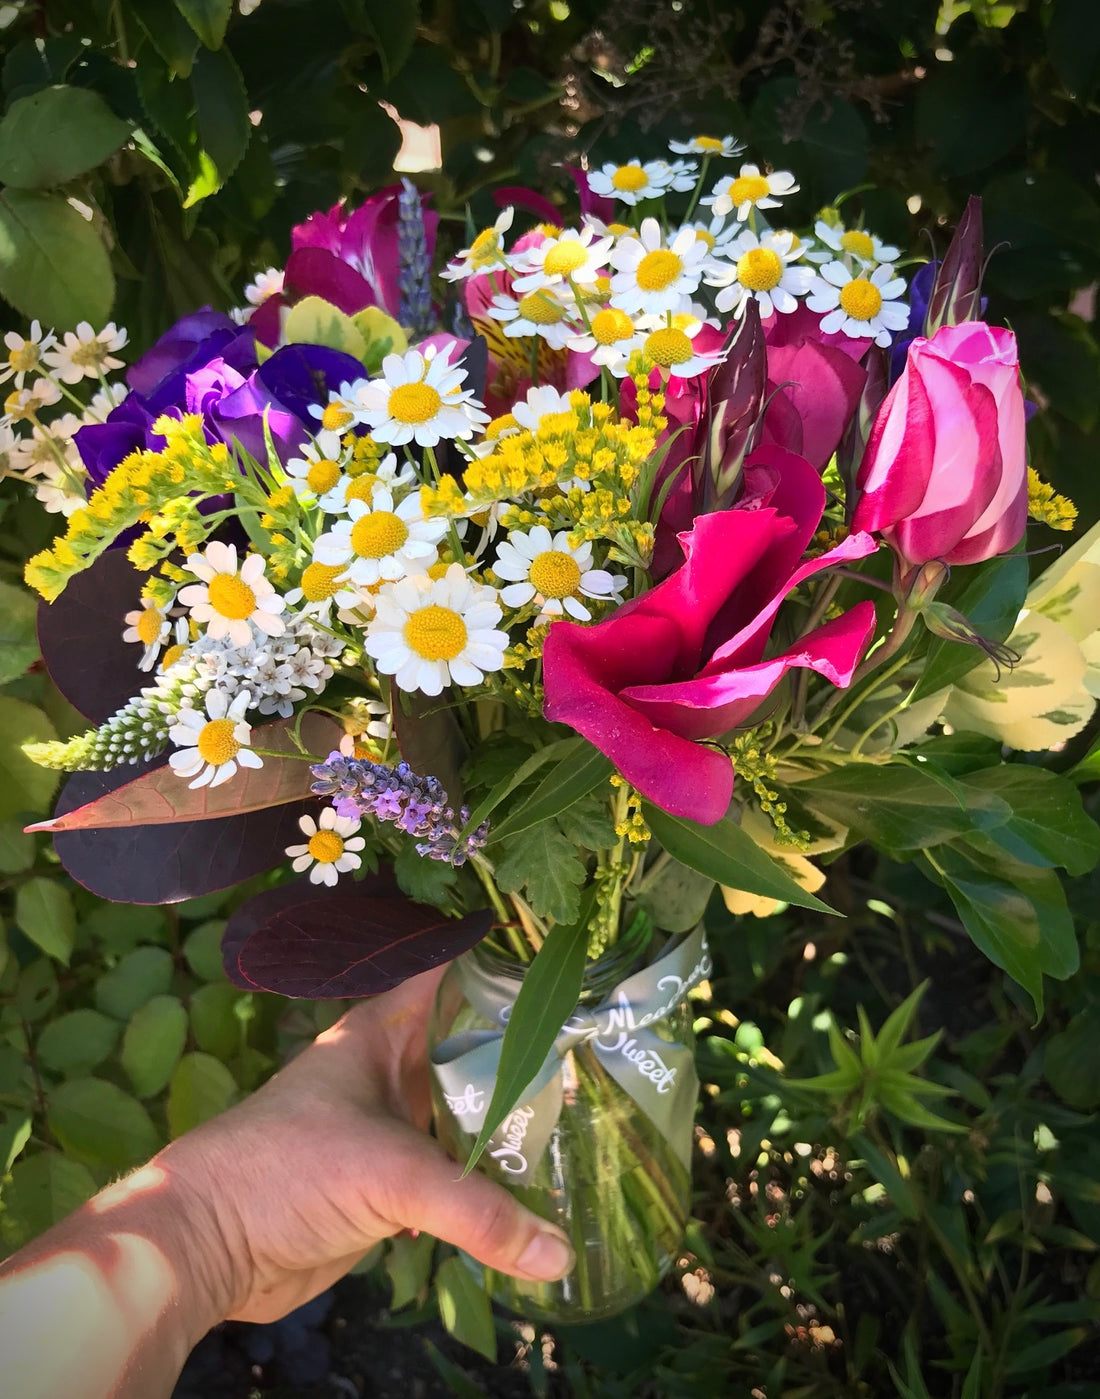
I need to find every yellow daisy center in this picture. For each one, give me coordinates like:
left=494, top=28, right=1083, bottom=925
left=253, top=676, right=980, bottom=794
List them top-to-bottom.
left=693, top=136, right=725, bottom=152
left=611, top=164, right=648, bottom=193
left=728, top=174, right=771, bottom=206
left=539, top=223, right=563, bottom=237
left=607, top=223, right=631, bottom=236
left=469, top=229, right=502, bottom=268
left=694, top=229, right=716, bottom=251
left=840, top=229, right=875, bottom=260
left=542, top=240, right=589, bottom=277
left=736, top=247, right=784, bottom=292
left=635, top=249, right=683, bottom=292
left=839, top=278, right=883, bottom=321
left=517, top=292, right=566, bottom=326
left=590, top=308, right=636, bottom=346
left=644, top=327, right=694, bottom=367
left=71, top=340, right=108, bottom=369
left=9, top=344, right=39, bottom=372
left=388, top=382, right=442, bottom=424
left=321, top=403, right=353, bottom=432
left=487, top=412, right=518, bottom=438
left=305, top=458, right=341, bottom=494
left=344, top=474, right=379, bottom=503
left=350, top=510, right=409, bottom=559
left=529, top=549, right=582, bottom=599
left=426, top=559, right=452, bottom=580
left=300, top=561, right=345, bottom=601
left=207, top=573, right=257, bottom=621
left=403, top=604, right=468, bottom=661
left=135, top=607, right=163, bottom=646
left=160, top=643, right=187, bottom=671
left=196, top=717, right=241, bottom=766
left=308, top=829, right=345, bottom=863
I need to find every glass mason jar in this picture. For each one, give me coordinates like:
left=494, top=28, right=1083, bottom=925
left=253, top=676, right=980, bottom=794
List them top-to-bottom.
left=428, top=927, right=699, bottom=1325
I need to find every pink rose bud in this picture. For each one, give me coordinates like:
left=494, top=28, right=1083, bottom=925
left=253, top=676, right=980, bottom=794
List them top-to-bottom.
left=851, top=323, right=1027, bottom=568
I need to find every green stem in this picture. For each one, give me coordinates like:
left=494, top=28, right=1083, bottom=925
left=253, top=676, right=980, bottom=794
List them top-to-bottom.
left=683, top=155, right=712, bottom=223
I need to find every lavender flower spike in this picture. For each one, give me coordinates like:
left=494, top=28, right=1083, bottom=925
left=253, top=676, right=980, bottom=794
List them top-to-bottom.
left=397, top=179, right=435, bottom=338
left=310, top=752, right=489, bottom=866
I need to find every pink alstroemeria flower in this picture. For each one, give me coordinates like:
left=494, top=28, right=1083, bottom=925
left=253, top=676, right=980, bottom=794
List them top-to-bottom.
left=851, top=322, right=1027, bottom=568
left=543, top=449, right=878, bottom=824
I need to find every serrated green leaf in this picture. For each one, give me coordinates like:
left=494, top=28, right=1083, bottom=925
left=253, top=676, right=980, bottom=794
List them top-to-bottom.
left=174, top=0, right=233, bottom=49
left=185, top=46, right=251, bottom=206
left=0, top=85, right=130, bottom=188
left=0, top=189, right=114, bottom=327
left=487, top=742, right=613, bottom=845
left=643, top=805, right=835, bottom=913
left=492, top=821, right=586, bottom=924
left=15, top=877, right=75, bottom=964
left=462, top=898, right=591, bottom=1174
left=122, top=995, right=188, bottom=1098
left=435, top=1254, right=497, bottom=1362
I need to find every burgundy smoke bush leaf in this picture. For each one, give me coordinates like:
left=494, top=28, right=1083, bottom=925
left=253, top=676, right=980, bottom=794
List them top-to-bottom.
left=926, top=196, right=984, bottom=334
left=701, top=298, right=767, bottom=508
left=37, top=550, right=148, bottom=722
left=393, top=691, right=468, bottom=806
left=27, top=713, right=341, bottom=833
left=51, top=759, right=318, bottom=904
left=223, top=879, right=492, bottom=998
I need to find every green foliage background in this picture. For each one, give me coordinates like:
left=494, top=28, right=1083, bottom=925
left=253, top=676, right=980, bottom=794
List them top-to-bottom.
left=0, top=0, right=1098, bottom=1394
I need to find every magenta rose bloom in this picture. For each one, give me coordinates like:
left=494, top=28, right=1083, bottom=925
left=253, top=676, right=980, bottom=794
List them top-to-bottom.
left=851, top=322, right=1027, bottom=568
left=542, top=449, right=877, bottom=824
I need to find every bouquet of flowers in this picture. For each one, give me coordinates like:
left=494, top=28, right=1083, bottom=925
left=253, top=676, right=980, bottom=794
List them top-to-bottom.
left=11, top=136, right=1097, bottom=1322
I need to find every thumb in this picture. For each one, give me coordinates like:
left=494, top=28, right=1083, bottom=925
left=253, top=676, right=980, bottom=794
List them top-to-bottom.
left=386, top=1133, right=574, bottom=1283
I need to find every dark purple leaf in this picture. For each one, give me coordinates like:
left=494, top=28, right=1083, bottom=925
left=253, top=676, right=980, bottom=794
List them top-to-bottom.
left=926, top=196, right=984, bottom=334
left=702, top=298, right=767, bottom=508
left=37, top=550, right=149, bottom=723
left=393, top=691, right=468, bottom=806
left=52, top=758, right=318, bottom=904
left=223, top=878, right=492, bottom=998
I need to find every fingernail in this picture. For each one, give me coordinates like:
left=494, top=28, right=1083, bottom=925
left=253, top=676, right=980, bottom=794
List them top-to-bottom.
left=516, top=1228, right=575, bottom=1281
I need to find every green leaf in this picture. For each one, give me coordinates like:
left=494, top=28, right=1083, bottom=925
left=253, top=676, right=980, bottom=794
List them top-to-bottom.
left=128, top=0, right=201, bottom=78
left=174, top=0, right=233, bottom=49
left=343, top=0, right=421, bottom=81
left=184, top=46, right=251, bottom=206
left=0, top=85, right=130, bottom=188
left=0, top=189, right=114, bottom=328
left=910, top=552, right=1029, bottom=702
left=0, top=579, right=40, bottom=684
left=394, top=690, right=468, bottom=807
left=0, top=696, right=57, bottom=819
left=461, top=736, right=576, bottom=836
left=486, top=742, right=613, bottom=845
left=794, top=763, right=1007, bottom=857
left=958, top=767, right=1100, bottom=876
left=642, top=806, right=835, bottom=913
left=0, top=819, right=35, bottom=873
left=492, top=820, right=587, bottom=924
left=393, top=839, right=458, bottom=905
left=920, top=842, right=1079, bottom=1017
left=634, top=856, right=715, bottom=934
left=15, top=876, right=76, bottom=964
left=463, top=902, right=590, bottom=1174
left=183, top=919, right=229, bottom=981
left=94, top=946, right=174, bottom=1020
left=16, top=957, right=58, bottom=1022
left=189, top=983, right=243, bottom=1059
left=122, top=995, right=189, bottom=1098
left=1045, top=1007, right=1100, bottom=1109
left=37, top=1008, right=120, bottom=1076
left=167, top=1052, right=236, bottom=1136
left=48, top=1077, right=161, bottom=1171
left=0, top=1110, right=31, bottom=1173
left=852, top=1133, right=919, bottom=1221
left=1, top=1152, right=97, bottom=1247
left=385, top=1230, right=434, bottom=1310
left=435, top=1254, right=497, bottom=1362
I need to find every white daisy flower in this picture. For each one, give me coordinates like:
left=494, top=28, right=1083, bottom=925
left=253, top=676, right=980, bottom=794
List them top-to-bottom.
left=668, top=135, right=745, bottom=158
left=654, top=158, right=699, bottom=192
left=587, top=160, right=677, bottom=206
left=701, top=163, right=799, bottom=221
left=440, top=207, right=515, bottom=281
left=670, top=216, right=741, bottom=267
left=609, top=219, right=710, bottom=317
left=807, top=221, right=900, bottom=267
left=510, top=224, right=613, bottom=295
left=707, top=229, right=815, bottom=318
left=806, top=261, right=910, bottom=347
left=244, top=267, right=285, bottom=306
left=486, top=291, right=575, bottom=350
left=565, top=306, right=644, bottom=373
left=636, top=316, right=726, bottom=380
left=0, top=322, right=56, bottom=388
left=43, top=323, right=128, bottom=385
left=351, top=348, right=489, bottom=448
left=3, top=377, right=61, bottom=426
left=84, top=380, right=129, bottom=423
left=308, top=384, right=364, bottom=436
left=511, top=385, right=577, bottom=432
left=0, top=420, right=30, bottom=477
left=284, top=440, right=348, bottom=504
left=321, top=451, right=417, bottom=516
left=33, top=459, right=89, bottom=516
left=313, top=484, right=446, bottom=587
left=493, top=526, right=626, bottom=621
left=178, top=542, right=287, bottom=647
left=283, top=562, right=358, bottom=624
left=364, top=563, right=508, bottom=696
left=122, top=599, right=172, bottom=671
left=159, top=617, right=192, bottom=673
left=168, top=689, right=262, bottom=790
left=285, top=809, right=366, bottom=886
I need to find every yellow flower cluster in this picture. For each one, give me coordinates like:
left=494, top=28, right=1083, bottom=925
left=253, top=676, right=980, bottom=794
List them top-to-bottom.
left=24, top=416, right=243, bottom=601
left=1028, top=467, right=1077, bottom=532
left=731, top=730, right=809, bottom=849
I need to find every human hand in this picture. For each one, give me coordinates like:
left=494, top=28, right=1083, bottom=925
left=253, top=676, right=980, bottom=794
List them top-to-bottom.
left=156, top=964, right=574, bottom=1325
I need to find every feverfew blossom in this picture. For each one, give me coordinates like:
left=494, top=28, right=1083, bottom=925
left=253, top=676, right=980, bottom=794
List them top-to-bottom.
left=669, top=135, right=744, bottom=159
left=587, top=160, right=677, bottom=206
left=702, top=163, right=798, bottom=221
left=440, top=207, right=514, bottom=281
left=609, top=219, right=710, bottom=317
left=808, top=221, right=900, bottom=267
left=511, top=225, right=612, bottom=294
left=707, top=229, right=815, bottom=318
left=806, top=261, right=909, bottom=347
left=244, top=268, right=285, bottom=306
left=486, top=291, right=575, bottom=350
left=565, top=306, right=643, bottom=374
left=637, top=316, right=725, bottom=378
left=0, top=322, right=55, bottom=388
left=43, top=323, right=128, bottom=384
left=351, top=348, right=489, bottom=447
left=3, top=378, right=60, bottom=426
left=313, top=485, right=446, bottom=587
left=494, top=526, right=626, bottom=621
left=179, top=542, right=287, bottom=647
left=122, top=599, right=172, bottom=671
left=168, top=689, right=261, bottom=789
left=285, top=809, right=365, bottom=885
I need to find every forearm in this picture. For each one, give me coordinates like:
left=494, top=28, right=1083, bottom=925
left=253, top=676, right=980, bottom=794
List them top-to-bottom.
left=0, top=1158, right=231, bottom=1399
